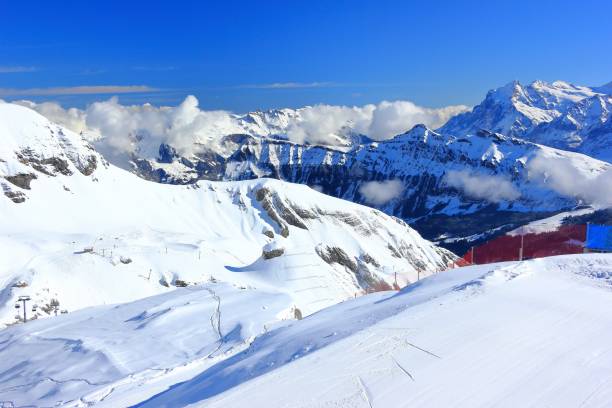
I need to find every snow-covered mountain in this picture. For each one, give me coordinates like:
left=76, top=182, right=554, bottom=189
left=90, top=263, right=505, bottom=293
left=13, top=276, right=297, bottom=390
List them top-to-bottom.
left=15, top=80, right=611, bottom=252
left=439, top=80, right=612, bottom=162
left=527, top=93, right=612, bottom=161
left=0, top=102, right=454, bottom=327
left=132, top=122, right=610, bottom=253
left=2, top=254, right=611, bottom=406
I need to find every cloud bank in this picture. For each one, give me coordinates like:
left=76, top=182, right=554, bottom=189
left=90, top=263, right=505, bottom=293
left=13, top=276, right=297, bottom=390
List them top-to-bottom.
left=16, top=96, right=468, bottom=159
left=287, top=101, right=469, bottom=143
left=527, top=154, right=612, bottom=207
left=443, top=170, right=521, bottom=203
left=359, top=180, right=404, bottom=205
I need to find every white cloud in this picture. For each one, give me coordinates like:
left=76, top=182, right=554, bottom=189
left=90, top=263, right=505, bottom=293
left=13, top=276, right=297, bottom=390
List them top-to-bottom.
left=0, top=85, right=156, bottom=96
left=83, top=95, right=241, bottom=157
left=16, top=96, right=468, bottom=162
left=289, top=101, right=469, bottom=142
left=367, top=101, right=469, bottom=140
left=287, top=104, right=374, bottom=144
left=527, top=154, right=612, bottom=207
left=443, top=170, right=520, bottom=203
left=359, top=180, right=404, bottom=205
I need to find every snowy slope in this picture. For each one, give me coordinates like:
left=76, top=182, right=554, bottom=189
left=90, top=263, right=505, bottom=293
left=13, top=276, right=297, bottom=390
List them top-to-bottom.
left=0, top=102, right=453, bottom=327
left=2, top=254, right=610, bottom=407
left=137, top=254, right=612, bottom=408
left=0, top=283, right=293, bottom=407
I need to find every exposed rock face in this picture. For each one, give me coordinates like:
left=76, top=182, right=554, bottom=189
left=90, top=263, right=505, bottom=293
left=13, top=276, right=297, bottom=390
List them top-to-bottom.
left=0, top=103, right=104, bottom=206
left=17, top=150, right=72, bottom=176
left=78, top=155, right=98, bottom=176
left=4, top=173, right=37, bottom=190
left=2, top=185, right=26, bottom=203
left=255, top=187, right=309, bottom=237
left=315, top=245, right=393, bottom=292
left=316, top=245, right=358, bottom=273
left=262, top=247, right=285, bottom=259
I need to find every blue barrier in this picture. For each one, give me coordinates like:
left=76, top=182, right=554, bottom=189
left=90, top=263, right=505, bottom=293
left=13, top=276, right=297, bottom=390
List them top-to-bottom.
left=585, top=224, right=612, bottom=251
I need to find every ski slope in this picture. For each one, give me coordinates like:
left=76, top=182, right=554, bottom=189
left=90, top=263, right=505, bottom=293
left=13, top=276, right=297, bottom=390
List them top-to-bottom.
left=1, top=254, right=610, bottom=407
left=136, top=254, right=612, bottom=408
left=0, top=283, right=295, bottom=407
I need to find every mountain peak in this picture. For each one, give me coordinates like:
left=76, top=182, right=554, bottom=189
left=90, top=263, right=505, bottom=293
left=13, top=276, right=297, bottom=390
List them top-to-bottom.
left=438, top=79, right=602, bottom=141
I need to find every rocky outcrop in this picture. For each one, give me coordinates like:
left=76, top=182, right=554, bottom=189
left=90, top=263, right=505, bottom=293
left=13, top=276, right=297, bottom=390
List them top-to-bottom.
left=17, top=150, right=72, bottom=176
left=4, top=173, right=37, bottom=190
left=2, top=183, right=27, bottom=203
left=254, top=187, right=310, bottom=237
left=315, top=244, right=393, bottom=292
left=262, top=247, right=284, bottom=259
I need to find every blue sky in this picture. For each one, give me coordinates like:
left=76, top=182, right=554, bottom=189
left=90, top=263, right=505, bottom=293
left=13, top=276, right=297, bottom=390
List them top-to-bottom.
left=1, top=0, right=611, bottom=111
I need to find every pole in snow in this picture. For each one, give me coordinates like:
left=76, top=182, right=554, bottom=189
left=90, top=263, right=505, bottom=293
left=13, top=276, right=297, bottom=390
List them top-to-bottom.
left=519, top=231, right=524, bottom=261
left=16, top=295, right=31, bottom=322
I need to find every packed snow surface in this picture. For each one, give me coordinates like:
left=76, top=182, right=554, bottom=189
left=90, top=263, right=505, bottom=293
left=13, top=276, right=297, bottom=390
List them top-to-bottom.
left=0, top=254, right=611, bottom=407
left=139, top=254, right=612, bottom=408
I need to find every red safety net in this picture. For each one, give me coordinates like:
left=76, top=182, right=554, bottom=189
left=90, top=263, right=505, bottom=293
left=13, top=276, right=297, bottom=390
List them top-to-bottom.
left=456, top=224, right=586, bottom=266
